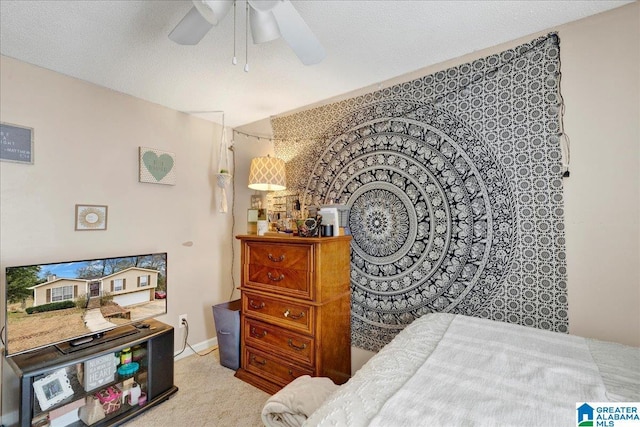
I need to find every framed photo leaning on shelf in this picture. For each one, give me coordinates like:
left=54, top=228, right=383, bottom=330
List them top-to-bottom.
left=33, top=369, right=74, bottom=411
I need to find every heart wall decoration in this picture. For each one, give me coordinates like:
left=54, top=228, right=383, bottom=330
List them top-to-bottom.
left=139, top=147, right=176, bottom=185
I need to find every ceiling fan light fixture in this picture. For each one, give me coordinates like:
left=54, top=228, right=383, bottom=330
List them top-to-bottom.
left=170, top=0, right=325, bottom=66
left=193, top=0, right=234, bottom=26
left=168, top=6, right=213, bottom=45
left=249, top=8, right=281, bottom=44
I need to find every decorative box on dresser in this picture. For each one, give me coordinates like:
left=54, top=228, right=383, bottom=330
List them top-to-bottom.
left=235, top=234, right=352, bottom=394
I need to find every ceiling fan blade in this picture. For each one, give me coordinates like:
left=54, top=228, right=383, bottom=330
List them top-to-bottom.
left=269, top=0, right=326, bottom=65
left=168, top=1, right=233, bottom=45
left=169, top=6, right=213, bottom=45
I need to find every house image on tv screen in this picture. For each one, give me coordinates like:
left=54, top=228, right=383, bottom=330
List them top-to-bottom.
left=28, top=267, right=160, bottom=308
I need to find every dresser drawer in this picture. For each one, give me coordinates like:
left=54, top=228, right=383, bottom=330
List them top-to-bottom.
left=246, top=242, right=313, bottom=299
left=247, top=242, right=311, bottom=270
left=246, top=265, right=311, bottom=299
left=242, top=292, right=314, bottom=334
left=243, top=318, right=314, bottom=366
left=243, top=346, right=313, bottom=388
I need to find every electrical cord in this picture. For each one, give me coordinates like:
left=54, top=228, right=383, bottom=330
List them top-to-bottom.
left=556, top=47, right=571, bottom=178
left=228, top=141, right=237, bottom=300
left=173, top=318, right=217, bottom=358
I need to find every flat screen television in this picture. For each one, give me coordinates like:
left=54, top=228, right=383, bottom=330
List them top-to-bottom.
left=3, top=252, right=167, bottom=356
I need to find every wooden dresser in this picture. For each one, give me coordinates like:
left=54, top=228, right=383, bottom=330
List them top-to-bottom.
left=235, top=234, right=352, bottom=394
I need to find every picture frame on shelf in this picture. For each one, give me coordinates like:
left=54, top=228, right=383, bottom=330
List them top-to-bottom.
left=251, top=194, right=262, bottom=209
left=75, top=204, right=108, bottom=231
left=82, top=353, right=116, bottom=392
left=33, top=369, right=74, bottom=411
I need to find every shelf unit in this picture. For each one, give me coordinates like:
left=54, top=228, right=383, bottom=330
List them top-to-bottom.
left=6, top=319, right=177, bottom=427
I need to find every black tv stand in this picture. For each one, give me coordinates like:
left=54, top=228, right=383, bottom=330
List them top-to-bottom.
left=6, top=319, right=177, bottom=427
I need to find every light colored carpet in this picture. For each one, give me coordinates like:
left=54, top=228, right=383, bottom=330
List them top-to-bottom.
left=124, top=348, right=269, bottom=426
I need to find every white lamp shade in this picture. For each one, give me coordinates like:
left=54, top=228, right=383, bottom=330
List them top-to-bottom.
left=248, top=156, right=286, bottom=191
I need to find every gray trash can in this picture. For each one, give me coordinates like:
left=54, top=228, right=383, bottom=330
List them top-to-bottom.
left=212, top=299, right=241, bottom=370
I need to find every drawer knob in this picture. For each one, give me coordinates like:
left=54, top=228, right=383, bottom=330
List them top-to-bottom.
left=268, top=253, right=286, bottom=262
left=267, top=272, right=285, bottom=282
left=249, top=300, right=265, bottom=310
left=283, top=309, right=305, bottom=320
left=250, top=327, right=267, bottom=338
left=287, top=339, right=307, bottom=351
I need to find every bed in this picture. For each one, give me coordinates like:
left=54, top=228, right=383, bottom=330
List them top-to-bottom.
left=295, top=313, right=640, bottom=426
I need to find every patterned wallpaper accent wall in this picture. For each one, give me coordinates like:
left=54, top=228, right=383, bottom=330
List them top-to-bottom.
left=271, top=34, right=567, bottom=352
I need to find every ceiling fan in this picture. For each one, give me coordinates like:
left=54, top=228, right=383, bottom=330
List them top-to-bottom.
left=169, top=0, right=325, bottom=67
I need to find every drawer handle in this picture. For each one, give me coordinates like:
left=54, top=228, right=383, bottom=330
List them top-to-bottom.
left=268, top=253, right=285, bottom=262
left=267, top=272, right=285, bottom=282
left=249, top=300, right=265, bottom=310
left=283, top=309, right=305, bottom=320
left=250, top=327, right=267, bottom=338
left=287, top=339, right=307, bottom=351
left=251, top=355, right=267, bottom=366
left=288, top=369, right=299, bottom=378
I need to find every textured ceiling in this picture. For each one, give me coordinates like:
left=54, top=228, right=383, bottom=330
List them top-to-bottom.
left=0, top=0, right=631, bottom=128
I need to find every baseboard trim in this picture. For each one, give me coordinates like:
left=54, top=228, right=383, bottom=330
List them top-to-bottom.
left=174, top=337, right=218, bottom=361
left=1, top=409, right=18, bottom=427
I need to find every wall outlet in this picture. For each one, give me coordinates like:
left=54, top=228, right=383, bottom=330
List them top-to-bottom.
left=178, top=314, right=187, bottom=328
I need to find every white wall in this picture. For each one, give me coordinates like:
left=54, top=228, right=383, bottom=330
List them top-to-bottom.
left=560, top=2, right=639, bottom=348
left=237, top=3, right=640, bottom=372
left=0, top=55, right=235, bottom=423
left=0, top=56, right=239, bottom=345
left=228, top=129, right=277, bottom=300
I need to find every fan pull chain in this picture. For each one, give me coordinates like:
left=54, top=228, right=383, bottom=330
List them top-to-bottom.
left=232, top=1, right=237, bottom=65
left=244, top=1, right=249, bottom=72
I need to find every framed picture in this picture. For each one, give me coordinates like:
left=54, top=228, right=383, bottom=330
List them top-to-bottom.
left=0, top=122, right=34, bottom=164
left=139, top=147, right=176, bottom=185
left=251, top=195, right=263, bottom=209
left=75, top=204, right=108, bottom=231
left=83, top=353, right=116, bottom=392
left=33, top=369, right=74, bottom=411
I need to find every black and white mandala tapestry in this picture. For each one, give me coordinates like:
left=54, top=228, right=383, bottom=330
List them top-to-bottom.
left=271, top=34, right=568, bottom=352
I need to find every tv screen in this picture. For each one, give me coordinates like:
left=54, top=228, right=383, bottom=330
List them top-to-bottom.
left=4, top=252, right=167, bottom=356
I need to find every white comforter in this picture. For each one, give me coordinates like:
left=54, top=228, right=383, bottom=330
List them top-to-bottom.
left=304, top=313, right=640, bottom=427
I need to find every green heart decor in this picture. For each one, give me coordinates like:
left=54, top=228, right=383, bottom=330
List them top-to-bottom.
left=142, top=151, right=174, bottom=181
